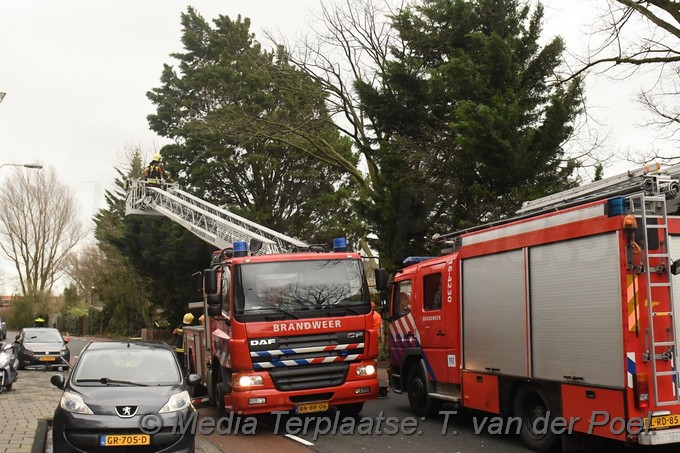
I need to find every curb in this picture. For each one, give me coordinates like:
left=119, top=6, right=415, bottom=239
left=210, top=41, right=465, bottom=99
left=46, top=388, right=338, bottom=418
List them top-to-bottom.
left=32, top=418, right=50, bottom=453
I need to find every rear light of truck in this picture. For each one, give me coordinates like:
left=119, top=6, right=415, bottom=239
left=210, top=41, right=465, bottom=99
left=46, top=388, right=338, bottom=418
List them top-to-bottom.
left=634, top=372, right=649, bottom=408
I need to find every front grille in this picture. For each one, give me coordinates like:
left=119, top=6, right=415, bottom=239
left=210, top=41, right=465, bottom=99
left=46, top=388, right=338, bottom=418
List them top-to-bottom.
left=249, top=330, right=364, bottom=391
left=250, top=331, right=365, bottom=369
left=269, top=362, right=349, bottom=391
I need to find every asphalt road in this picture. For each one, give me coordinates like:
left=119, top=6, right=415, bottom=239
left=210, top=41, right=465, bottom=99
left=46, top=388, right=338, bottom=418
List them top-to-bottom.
left=59, top=336, right=680, bottom=453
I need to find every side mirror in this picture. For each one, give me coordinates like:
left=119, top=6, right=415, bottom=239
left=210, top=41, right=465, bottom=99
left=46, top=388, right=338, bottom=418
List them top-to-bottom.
left=672, top=260, right=680, bottom=276
left=204, top=268, right=218, bottom=295
left=374, top=268, right=388, bottom=291
left=206, top=293, right=221, bottom=306
left=207, top=305, right=222, bottom=317
left=186, top=373, right=201, bottom=387
left=50, top=374, right=65, bottom=390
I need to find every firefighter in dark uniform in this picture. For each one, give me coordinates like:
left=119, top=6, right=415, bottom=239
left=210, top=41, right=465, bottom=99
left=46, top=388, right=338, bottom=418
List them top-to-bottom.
left=172, top=313, right=194, bottom=373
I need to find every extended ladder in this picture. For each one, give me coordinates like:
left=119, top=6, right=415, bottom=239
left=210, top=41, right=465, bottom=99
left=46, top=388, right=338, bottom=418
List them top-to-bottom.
left=434, top=163, right=680, bottom=245
left=517, top=163, right=680, bottom=215
left=124, top=179, right=308, bottom=254
left=630, top=192, right=680, bottom=405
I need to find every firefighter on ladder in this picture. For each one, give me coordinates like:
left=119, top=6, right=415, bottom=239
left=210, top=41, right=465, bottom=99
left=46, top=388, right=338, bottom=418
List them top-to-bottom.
left=143, top=153, right=171, bottom=187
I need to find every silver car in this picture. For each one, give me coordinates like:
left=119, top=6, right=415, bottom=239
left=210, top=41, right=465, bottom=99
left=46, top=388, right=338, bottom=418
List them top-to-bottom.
left=15, top=327, right=70, bottom=370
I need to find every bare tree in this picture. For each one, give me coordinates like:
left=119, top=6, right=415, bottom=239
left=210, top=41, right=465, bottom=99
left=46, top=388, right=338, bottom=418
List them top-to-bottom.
left=269, top=0, right=401, bottom=188
left=574, top=1, right=680, bottom=154
left=0, top=167, right=86, bottom=304
left=65, top=244, right=102, bottom=306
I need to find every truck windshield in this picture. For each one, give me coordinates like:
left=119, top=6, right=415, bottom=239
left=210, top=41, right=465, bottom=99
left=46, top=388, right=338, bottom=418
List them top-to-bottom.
left=234, top=259, right=370, bottom=318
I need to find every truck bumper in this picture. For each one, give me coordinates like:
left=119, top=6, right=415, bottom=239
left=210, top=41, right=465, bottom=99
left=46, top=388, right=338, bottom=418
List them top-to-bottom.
left=227, top=378, right=379, bottom=415
left=638, top=427, right=680, bottom=445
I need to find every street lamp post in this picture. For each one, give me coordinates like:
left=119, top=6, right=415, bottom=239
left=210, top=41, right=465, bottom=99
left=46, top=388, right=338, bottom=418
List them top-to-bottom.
left=0, top=163, right=43, bottom=171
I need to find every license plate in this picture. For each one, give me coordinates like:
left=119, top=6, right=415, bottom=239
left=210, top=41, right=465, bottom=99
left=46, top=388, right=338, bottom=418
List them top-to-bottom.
left=39, top=356, right=56, bottom=362
left=295, top=402, right=329, bottom=414
left=648, top=414, right=680, bottom=429
left=100, top=434, right=150, bottom=447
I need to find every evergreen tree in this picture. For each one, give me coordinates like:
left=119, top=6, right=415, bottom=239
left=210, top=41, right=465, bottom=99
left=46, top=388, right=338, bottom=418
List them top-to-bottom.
left=355, top=0, right=583, bottom=269
left=147, top=8, right=359, bottom=245
left=93, top=148, right=213, bottom=332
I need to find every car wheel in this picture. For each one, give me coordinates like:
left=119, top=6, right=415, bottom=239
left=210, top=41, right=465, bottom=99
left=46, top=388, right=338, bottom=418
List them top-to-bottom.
left=406, top=364, right=441, bottom=417
left=513, top=385, right=557, bottom=452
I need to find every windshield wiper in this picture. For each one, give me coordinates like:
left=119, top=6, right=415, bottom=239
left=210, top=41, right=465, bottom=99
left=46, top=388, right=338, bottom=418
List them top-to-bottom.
left=263, top=306, right=298, bottom=320
left=337, top=306, right=361, bottom=315
left=76, top=378, right=148, bottom=386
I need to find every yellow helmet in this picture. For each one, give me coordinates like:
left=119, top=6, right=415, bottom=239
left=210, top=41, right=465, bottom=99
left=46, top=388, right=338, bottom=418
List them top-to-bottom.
left=152, top=153, right=162, bottom=162
left=183, top=313, right=194, bottom=324
left=199, top=315, right=205, bottom=324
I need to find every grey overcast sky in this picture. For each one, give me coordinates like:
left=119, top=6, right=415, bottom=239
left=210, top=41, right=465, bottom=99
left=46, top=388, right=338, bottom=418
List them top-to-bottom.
left=0, top=0, right=670, bottom=291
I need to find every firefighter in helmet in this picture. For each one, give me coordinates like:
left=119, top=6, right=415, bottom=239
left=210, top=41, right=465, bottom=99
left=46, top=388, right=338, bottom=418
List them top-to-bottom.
left=143, top=153, right=170, bottom=186
left=171, top=313, right=194, bottom=372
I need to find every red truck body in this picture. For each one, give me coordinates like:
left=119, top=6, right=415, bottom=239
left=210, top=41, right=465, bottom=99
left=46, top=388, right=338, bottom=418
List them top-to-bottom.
left=387, top=188, right=680, bottom=450
left=186, top=250, right=380, bottom=416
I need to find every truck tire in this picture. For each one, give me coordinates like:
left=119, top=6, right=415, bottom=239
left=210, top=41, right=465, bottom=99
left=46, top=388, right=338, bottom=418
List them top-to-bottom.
left=406, top=364, right=441, bottom=417
left=214, top=380, right=227, bottom=416
left=513, top=385, right=557, bottom=452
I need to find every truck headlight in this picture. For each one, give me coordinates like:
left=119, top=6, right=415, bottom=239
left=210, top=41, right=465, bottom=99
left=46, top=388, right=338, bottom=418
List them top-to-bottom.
left=356, top=365, right=376, bottom=376
left=237, top=375, right=264, bottom=387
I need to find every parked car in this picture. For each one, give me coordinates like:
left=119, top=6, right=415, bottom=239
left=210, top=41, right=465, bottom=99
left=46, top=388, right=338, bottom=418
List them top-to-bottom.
left=0, top=317, right=6, bottom=340
left=14, top=327, right=70, bottom=370
left=51, top=341, right=199, bottom=453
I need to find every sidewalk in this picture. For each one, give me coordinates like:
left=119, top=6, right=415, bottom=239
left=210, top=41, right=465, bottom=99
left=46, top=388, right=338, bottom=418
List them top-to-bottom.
left=0, top=368, right=64, bottom=453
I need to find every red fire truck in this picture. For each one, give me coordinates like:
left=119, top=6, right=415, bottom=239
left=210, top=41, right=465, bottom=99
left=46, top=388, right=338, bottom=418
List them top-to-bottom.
left=380, top=164, right=680, bottom=451
left=125, top=180, right=380, bottom=416
left=185, top=241, right=380, bottom=415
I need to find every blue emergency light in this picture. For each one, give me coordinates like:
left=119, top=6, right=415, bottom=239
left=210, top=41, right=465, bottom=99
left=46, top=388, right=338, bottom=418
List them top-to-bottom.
left=607, top=196, right=626, bottom=216
left=333, top=238, right=348, bottom=252
left=233, top=241, right=248, bottom=257
left=402, top=256, right=435, bottom=266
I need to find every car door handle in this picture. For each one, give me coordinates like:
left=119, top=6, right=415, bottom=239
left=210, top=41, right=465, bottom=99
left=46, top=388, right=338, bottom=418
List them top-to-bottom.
left=436, top=331, right=445, bottom=336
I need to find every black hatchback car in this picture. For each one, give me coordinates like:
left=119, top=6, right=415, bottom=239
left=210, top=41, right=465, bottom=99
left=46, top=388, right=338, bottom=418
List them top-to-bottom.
left=15, top=327, right=70, bottom=370
left=51, top=341, right=199, bottom=453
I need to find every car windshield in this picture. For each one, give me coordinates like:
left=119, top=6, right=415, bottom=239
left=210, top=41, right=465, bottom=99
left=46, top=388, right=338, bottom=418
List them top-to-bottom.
left=235, top=259, right=369, bottom=314
left=24, top=330, right=63, bottom=343
left=73, top=349, right=181, bottom=385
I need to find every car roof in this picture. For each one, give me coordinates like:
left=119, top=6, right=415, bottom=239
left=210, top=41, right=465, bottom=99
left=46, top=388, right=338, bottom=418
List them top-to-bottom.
left=22, top=327, right=60, bottom=332
left=84, top=341, right=173, bottom=352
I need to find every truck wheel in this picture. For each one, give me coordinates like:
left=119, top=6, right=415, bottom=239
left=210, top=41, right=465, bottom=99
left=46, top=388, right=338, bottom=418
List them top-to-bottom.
left=406, top=364, right=440, bottom=417
left=214, top=381, right=227, bottom=416
left=513, top=385, right=557, bottom=452
left=337, top=402, right=364, bottom=417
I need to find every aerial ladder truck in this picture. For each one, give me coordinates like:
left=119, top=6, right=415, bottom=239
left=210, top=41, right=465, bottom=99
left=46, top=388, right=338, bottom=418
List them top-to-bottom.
left=379, top=164, right=680, bottom=451
left=125, top=179, right=381, bottom=416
